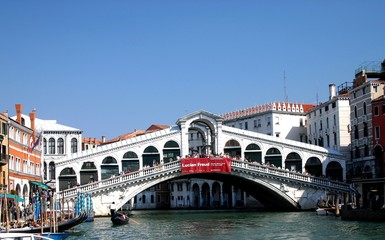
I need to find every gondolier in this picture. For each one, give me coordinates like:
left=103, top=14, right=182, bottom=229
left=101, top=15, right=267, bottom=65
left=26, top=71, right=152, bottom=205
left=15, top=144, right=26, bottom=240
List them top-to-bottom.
left=110, top=202, right=116, bottom=216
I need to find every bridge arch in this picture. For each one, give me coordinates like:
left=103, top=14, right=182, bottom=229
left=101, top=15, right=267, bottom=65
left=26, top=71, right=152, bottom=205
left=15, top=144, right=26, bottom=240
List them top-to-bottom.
left=224, top=139, right=241, bottom=159
left=163, top=140, right=180, bottom=164
left=244, top=143, right=262, bottom=163
left=143, top=145, right=160, bottom=167
left=265, top=147, right=282, bottom=167
left=122, top=151, right=140, bottom=173
left=285, top=152, right=302, bottom=172
left=101, top=156, right=118, bottom=180
left=305, top=157, right=322, bottom=177
left=325, top=161, right=343, bottom=181
left=80, top=162, right=98, bottom=184
left=59, top=167, right=77, bottom=190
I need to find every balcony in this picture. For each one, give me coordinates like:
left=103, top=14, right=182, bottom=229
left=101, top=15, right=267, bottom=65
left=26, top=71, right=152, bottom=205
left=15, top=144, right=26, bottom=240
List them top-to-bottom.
left=0, top=153, right=8, bottom=166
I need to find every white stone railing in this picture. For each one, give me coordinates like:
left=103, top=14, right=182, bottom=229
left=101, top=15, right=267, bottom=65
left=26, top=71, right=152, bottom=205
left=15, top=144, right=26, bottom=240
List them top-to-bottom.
left=59, top=158, right=352, bottom=200
left=60, top=160, right=182, bottom=199
left=231, top=160, right=352, bottom=192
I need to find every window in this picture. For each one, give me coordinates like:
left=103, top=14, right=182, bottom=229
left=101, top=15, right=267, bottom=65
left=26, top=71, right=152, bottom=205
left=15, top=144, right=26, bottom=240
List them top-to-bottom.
left=362, top=87, right=366, bottom=94
left=332, top=102, right=336, bottom=108
left=363, top=102, right=367, bottom=115
left=382, top=104, right=385, bottom=115
left=325, top=105, right=329, bottom=112
left=354, top=106, right=358, bottom=118
left=374, top=106, right=379, bottom=116
left=333, top=115, right=336, bottom=126
left=267, top=117, right=271, bottom=126
left=326, top=117, right=329, bottom=129
left=300, top=118, right=304, bottom=127
left=253, top=120, right=257, bottom=128
left=239, top=122, right=243, bottom=129
left=245, top=122, right=248, bottom=130
left=363, top=122, right=368, bottom=137
left=354, top=125, right=359, bottom=139
left=375, top=126, right=380, bottom=139
left=190, top=133, right=193, bottom=140
left=43, top=138, right=47, bottom=154
left=49, top=138, right=55, bottom=154
left=58, top=138, right=64, bottom=154
left=71, top=138, right=78, bottom=153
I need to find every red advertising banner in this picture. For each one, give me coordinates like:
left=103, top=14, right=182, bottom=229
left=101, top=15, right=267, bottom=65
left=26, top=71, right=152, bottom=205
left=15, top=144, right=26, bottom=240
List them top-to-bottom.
left=181, top=158, right=232, bottom=174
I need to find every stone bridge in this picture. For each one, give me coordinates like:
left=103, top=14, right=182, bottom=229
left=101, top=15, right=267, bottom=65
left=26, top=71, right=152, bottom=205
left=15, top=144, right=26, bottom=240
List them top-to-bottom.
left=58, top=159, right=353, bottom=216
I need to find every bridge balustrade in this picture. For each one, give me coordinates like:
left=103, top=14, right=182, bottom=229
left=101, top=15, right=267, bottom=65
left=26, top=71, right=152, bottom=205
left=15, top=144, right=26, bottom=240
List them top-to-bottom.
left=59, top=158, right=351, bottom=201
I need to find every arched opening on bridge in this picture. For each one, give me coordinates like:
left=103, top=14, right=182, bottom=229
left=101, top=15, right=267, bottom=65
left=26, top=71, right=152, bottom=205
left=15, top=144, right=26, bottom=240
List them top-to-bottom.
left=186, top=117, right=217, bottom=156
left=224, top=139, right=241, bottom=159
left=163, top=141, right=180, bottom=164
left=244, top=143, right=262, bottom=163
left=374, top=145, right=384, bottom=178
left=143, top=146, right=160, bottom=167
left=265, top=148, right=282, bottom=167
left=122, top=151, right=140, bottom=173
left=285, top=152, right=302, bottom=172
left=101, top=156, right=119, bottom=180
left=304, top=157, right=322, bottom=177
left=325, top=161, right=343, bottom=181
left=49, top=162, right=55, bottom=180
left=80, top=162, right=98, bottom=185
left=59, top=167, right=77, bottom=190
left=212, top=181, right=221, bottom=208
left=201, top=182, right=210, bottom=208
left=192, top=183, right=200, bottom=208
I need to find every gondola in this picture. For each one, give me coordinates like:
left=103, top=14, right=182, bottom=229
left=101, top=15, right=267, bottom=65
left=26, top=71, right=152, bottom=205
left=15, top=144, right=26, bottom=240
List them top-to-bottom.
left=2, top=212, right=87, bottom=234
left=111, top=212, right=129, bottom=225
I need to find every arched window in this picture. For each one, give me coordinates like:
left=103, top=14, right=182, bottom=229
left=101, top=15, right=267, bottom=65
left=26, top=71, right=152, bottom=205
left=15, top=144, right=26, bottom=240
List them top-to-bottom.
left=363, top=102, right=367, bottom=115
left=354, top=106, right=358, bottom=118
left=43, top=138, right=47, bottom=154
left=49, top=138, right=55, bottom=154
left=57, top=138, right=64, bottom=154
left=71, top=138, right=78, bottom=153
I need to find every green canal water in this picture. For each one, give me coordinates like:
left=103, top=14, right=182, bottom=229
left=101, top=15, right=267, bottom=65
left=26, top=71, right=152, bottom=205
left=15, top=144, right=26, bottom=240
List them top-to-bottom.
left=66, top=210, right=385, bottom=240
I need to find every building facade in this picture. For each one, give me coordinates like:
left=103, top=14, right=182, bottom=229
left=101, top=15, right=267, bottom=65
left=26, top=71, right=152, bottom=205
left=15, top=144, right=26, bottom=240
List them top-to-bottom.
left=348, top=60, right=385, bottom=209
left=306, top=83, right=351, bottom=159
left=221, top=102, right=315, bottom=142
left=8, top=104, right=42, bottom=204
left=11, top=104, right=83, bottom=190
left=0, top=113, right=9, bottom=197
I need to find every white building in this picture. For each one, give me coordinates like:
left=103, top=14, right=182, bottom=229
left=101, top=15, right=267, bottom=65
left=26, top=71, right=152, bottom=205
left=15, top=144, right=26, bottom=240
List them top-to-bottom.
left=306, top=83, right=351, bottom=159
left=221, top=102, right=316, bottom=142
left=12, top=114, right=82, bottom=188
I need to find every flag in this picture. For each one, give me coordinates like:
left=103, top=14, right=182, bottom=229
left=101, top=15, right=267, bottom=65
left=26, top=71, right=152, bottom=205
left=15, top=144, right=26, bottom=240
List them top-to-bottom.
left=28, top=132, right=42, bottom=153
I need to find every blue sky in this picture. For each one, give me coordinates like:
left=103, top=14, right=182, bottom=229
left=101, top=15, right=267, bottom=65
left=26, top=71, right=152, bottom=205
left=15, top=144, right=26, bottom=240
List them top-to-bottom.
left=1, top=1, right=384, bottom=139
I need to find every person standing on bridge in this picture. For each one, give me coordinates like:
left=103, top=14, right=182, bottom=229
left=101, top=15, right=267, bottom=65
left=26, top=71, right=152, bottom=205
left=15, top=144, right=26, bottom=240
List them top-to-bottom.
left=110, top=202, right=116, bottom=216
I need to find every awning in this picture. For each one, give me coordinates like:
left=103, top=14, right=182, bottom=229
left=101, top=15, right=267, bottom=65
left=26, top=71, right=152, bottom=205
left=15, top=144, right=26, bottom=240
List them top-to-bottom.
left=29, top=180, right=51, bottom=190
left=0, top=193, right=24, bottom=202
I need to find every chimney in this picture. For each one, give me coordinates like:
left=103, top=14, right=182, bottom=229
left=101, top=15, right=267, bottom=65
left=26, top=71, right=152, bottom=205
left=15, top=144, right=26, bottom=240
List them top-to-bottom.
left=329, top=84, right=336, bottom=99
left=15, top=104, right=22, bottom=124
left=29, top=109, right=36, bottom=132
left=102, top=136, right=106, bottom=143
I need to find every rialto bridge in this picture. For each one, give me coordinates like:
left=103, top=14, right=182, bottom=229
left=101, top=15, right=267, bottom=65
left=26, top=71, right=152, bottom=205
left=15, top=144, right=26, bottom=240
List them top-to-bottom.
left=53, top=110, right=352, bottom=216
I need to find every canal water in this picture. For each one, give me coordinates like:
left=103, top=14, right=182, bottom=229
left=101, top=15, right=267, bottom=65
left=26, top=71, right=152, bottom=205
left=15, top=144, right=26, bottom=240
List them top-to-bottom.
left=66, top=210, right=385, bottom=240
